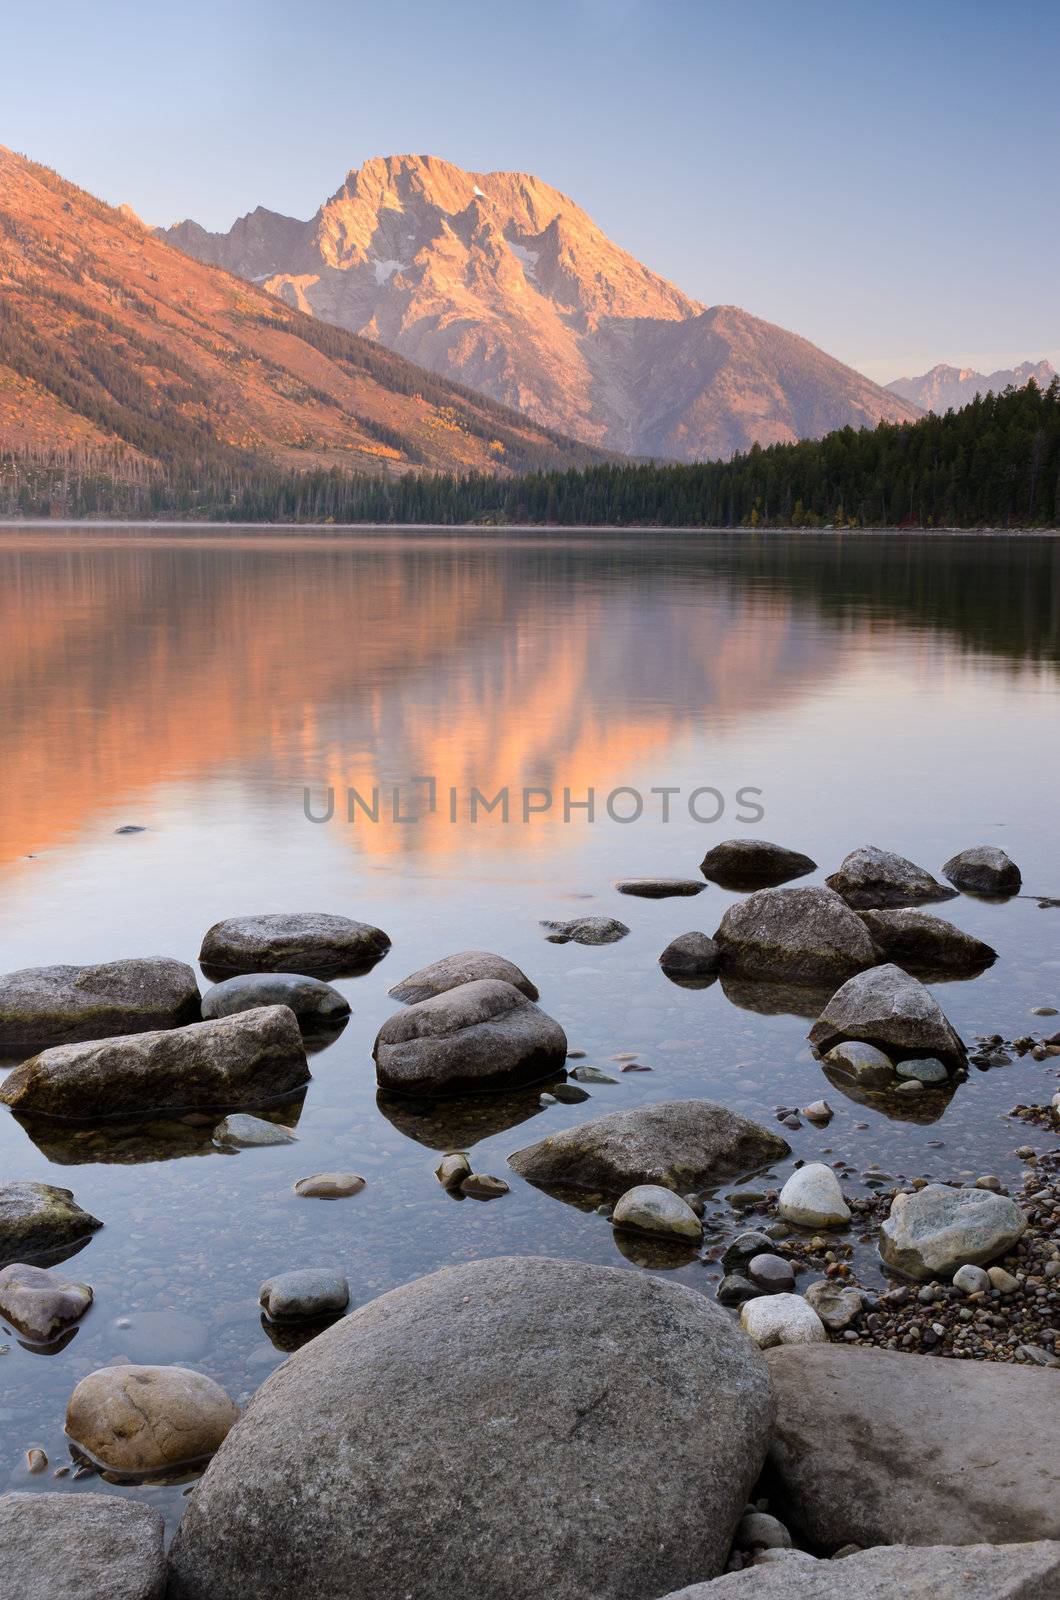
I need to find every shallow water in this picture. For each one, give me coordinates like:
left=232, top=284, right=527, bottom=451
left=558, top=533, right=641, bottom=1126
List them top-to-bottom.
left=0, top=527, right=1058, bottom=1530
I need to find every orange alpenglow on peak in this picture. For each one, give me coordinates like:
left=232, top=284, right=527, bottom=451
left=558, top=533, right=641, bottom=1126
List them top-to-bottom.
left=161, top=151, right=921, bottom=461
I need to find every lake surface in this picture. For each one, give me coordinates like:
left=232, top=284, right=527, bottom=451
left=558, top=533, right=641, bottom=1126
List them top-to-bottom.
left=1, top=527, right=1058, bottom=1529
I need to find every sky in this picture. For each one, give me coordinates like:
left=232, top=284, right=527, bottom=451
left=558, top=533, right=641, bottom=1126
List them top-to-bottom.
left=4, top=0, right=1057, bottom=383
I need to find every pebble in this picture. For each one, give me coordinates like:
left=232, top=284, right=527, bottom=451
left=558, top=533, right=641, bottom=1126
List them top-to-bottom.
left=895, top=1057, right=948, bottom=1084
left=570, top=1066, right=618, bottom=1084
left=550, top=1082, right=591, bottom=1104
left=802, top=1100, right=833, bottom=1123
left=435, top=1153, right=472, bottom=1190
left=294, top=1173, right=366, bottom=1199
left=459, top=1174, right=509, bottom=1200
left=975, top=1175, right=1002, bottom=1191
left=747, top=1254, right=796, bottom=1294
left=952, top=1264, right=991, bottom=1294
left=987, top=1266, right=1020, bottom=1293
left=25, top=1448, right=47, bottom=1473
left=734, top=1511, right=792, bottom=1551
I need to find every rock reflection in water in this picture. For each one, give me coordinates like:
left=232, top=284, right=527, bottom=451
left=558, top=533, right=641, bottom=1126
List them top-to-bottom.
left=720, top=974, right=837, bottom=1020
left=821, top=1065, right=956, bottom=1125
left=375, top=1083, right=556, bottom=1152
left=11, top=1097, right=305, bottom=1165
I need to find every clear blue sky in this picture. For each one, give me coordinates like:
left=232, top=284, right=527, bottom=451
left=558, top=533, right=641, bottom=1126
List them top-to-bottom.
left=5, top=0, right=1057, bottom=382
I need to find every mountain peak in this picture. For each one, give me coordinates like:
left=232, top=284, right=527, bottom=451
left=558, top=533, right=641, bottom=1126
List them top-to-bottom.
left=887, top=359, right=1056, bottom=412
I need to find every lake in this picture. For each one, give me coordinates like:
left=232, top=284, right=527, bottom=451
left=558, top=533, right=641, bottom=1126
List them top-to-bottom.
left=1, top=527, right=1058, bottom=1529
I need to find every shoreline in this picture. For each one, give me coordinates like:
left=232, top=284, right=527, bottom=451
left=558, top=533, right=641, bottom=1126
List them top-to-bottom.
left=1, top=519, right=1059, bottom=537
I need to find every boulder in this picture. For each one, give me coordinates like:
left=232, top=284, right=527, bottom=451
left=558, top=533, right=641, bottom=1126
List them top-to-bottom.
left=699, top=840, right=817, bottom=891
left=825, top=846, right=956, bottom=909
left=942, top=846, right=1023, bottom=896
left=614, top=878, right=707, bottom=897
left=714, top=887, right=876, bottom=986
left=858, top=908, right=996, bottom=976
left=199, top=912, right=390, bottom=978
left=541, top=916, right=630, bottom=945
left=659, top=933, right=720, bottom=977
left=388, top=950, right=538, bottom=1003
left=0, top=958, right=200, bottom=1057
left=808, top=964, right=966, bottom=1070
left=200, top=972, right=349, bottom=1027
left=373, top=979, right=566, bottom=1096
left=0, top=1006, right=310, bottom=1119
left=822, top=1039, right=895, bottom=1086
left=508, top=1100, right=789, bottom=1198
left=212, top=1112, right=298, bottom=1147
left=777, top=1165, right=851, bottom=1229
left=0, top=1181, right=102, bottom=1267
left=879, top=1184, right=1027, bottom=1279
left=611, top=1185, right=703, bottom=1242
left=166, top=1257, right=776, bottom=1600
left=0, top=1260, right=92, bottom=1342
left=259, top=1268, right=349, bottom=1322
left=739, top=1295, right=828, bottom=1348
left=762, top=1344, right=1060, bottom=1548
left=66, top=1365, right=239, bottom=1475
left=0, top=1492, right=166, bottom=1600
left=651, top=1542, right=1060, bottom=1598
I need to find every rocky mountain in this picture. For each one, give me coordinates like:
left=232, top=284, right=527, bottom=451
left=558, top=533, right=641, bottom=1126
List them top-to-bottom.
left=0, top=146, right=605, bottom=475
left=161, top=154, right=919, bottom=461
left=887, top=359, right=1057, bottom=413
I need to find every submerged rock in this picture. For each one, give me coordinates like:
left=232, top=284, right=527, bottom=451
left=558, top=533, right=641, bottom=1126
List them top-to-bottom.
left=699, top=839, right=817, bottom=891
left=825, top=845, right=957, bottom=909
left=942, top=845, right=1023, bottom=896
left=615, top=877, right=707, bottom=898
left=715, top=887, right=876, bottom=986
left=858, top=907, right=996, bottom=976
left=199, top=912, right=390, bottom=978
left=541, top=916, right=630, bottom=945
left=659, top=932, right=720, bottom=977
left=388, top=950, right=538, bottom=1003
left=0, top=958, right=200, bottom=1057
left=808, top=963, right=966, bottom=1070
left=200, top=972, right=349, bottom=1028
left=374, top=979, right=566, bottom=1096
left=0, top=1006, right=310, bottom=1119
left=822, top=1039, right=895, bottom=1086
left=895, top=1055, right=948, bottom=1083
left=508, top=1099, right=789, bottom=1197
left=212, top=1112, right=298, bottom=1147
left=777, top=1164, right=851, bottom=1229
left=0, top=1182, right=102, bottom=1267
left=879, top=1183, right=1027, bottom=1279
left=611, top=1184, right=703, bottom=1242
left=166, top=1257, right=776, bottom=1600
left=0, top=1261, right=93, bottom=1342
left=259, top=1269, right=349, bottom=1322
left=762, top=1343, right=1060, bottom=1549
left=66, top=1365, right=239, bottom=1476
left=0, top=1491, right=166, bottom=1600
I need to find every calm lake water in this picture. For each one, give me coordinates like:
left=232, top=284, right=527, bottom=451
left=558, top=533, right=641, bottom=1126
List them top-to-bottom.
left=1, top=527, right=1058, bottom=1530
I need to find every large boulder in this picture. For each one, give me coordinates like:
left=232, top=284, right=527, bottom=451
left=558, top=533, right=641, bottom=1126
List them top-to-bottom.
left=699, top=840, right=816, bottom=891
left=942, top=845, right=1023, bottom=896
left=826, top=846, right=956, bottom=910
left=714, top=888, right=876, bottom=985
left=858, top=908, right=996, bottom=976
left=199, top=912, right=390, bottom=978
left=388, top=950, right=538, bottom=1003
left=0, top=958, right=200, bottom=1057
left=808, top=964, right=966, bottom=1070
left=200, top=972, right=349, bottom=1027
left=373, top=979, right=566, bottom=1096
left=0, top=1006, right=309, bottom=1119
left=508, top=1100, right=789, bottom=1197
left=0, top=1181, right=102, bottom=1267
left=879, top=1184, right=1027, bottom=1279
left=166, top=1257, right=776, bottom=1600
left=0, top=1260, right=92, bottom=1342
left=762, top=1344, right=1060, bottom=1549
left=66, top=1365, right=239, bottom=1475
left=0, top=1492, right=166, bottom=1600
left=651, top=1542, right=1060, bottom=1599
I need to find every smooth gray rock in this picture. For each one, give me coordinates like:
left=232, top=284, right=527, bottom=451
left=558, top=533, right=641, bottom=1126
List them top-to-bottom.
left=699, top=840, right=816, bottom=891
left=942, top=845, right=1023, bottom=896
left=826, top=846, right=957, bottom=910
left=615, top=878, right=707, bottom=897
left=715, top=887, right=877, bottom=985
left=858, top=908, right=996, bottom=975
left=199, top=912, right=390, bottom=978
left=541, top=916, right=630, bottom=945
left=659, top=932, right=720, bottom=976
left=389, top=950, right=538, bottom=1003
left=0, top=958, right=200, bottom=1057
left=808, top=963, right=966, bottom=1070
left=201, top=972, right=349, bottom=1025
left=374, top=979, right=566, bottom=1096
left=0, top=1006, right=309, bottom=1119
left=822, top=1039, right=895, bottom=1086
left=895, top=1055, right=948, bottom=1083
left=508, top=1100, right=789, bottom=1197
left=212, top=1112, right=298, bottom=1147
left=778, top=1164, right=850, bottom=1228
left=293, top=1172, right=365, bottom=1198
left=0, top=1181, right=102, bottom=1267
left=612, top=1184, right=703, bottom=1242
left=879, top=1184, right=1027, bottom=1279
left=721, top=1231, right=775, bottom=1274
left=746, top=1254, right=795, bottom=1294
left=166, top=1257, right=776, bottom=1600
left=0, top=1260, right=92, bottom=1341
left=953, top=1263, right=992, bottom=1294
left=259, top=1268, right=349, bottom=1321
left=801, top=1280, right=862, bottom=1330
left=740, top=1294, right=828, bottom=1348
left=762, top=1344, right=1060, bottom=1549
left=67, top=1364, right=239, bottom=1475
left=0, top=1492, right=166, bottom=1600
left=734, top=1512, right=792, bottom=1552
left=652, top=1542, right=1060, bottom=1598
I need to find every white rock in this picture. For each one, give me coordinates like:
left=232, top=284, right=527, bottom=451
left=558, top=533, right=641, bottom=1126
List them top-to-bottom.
left=778, top=1164, right=851, bottom=1229
left=611, top=1184, right=703, bottom=1242
left=740, top=1294, right=828, bottom=1348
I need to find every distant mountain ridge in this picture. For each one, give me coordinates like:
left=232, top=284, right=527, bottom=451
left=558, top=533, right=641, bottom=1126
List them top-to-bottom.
left=161, top=153, right=920, bottom=461
left=887, top=359, right=1056, bottom=413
